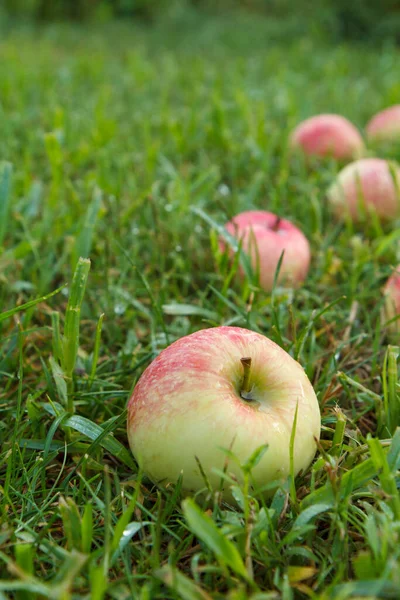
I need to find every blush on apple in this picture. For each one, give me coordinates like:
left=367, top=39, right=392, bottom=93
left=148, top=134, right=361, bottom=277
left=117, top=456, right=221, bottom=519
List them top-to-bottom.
left=366, top=105, right=400, bottom=144
left=289, top=114, right=364, bottom=161
left=327, top=158, right=400, bottom=222
left=222, top=210, right=311, bottom=292
left=382, top=267, right=400, bottom=337
left=127, top=326, right=321, bottom=500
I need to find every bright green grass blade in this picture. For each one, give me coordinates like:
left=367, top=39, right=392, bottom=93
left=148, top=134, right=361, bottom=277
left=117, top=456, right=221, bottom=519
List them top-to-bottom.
left=0, top=162, right=13, bottom=248
left=74, top=187, right=103, bottom=266
left=62, top=257, right=91, bottom=380
left=0, top=285, right=64, bottom=324
left=51, top=312, right=62, bottom=364
left=381, top=345, right=400, bottom=436
left=49, top=356, right=68, bottom=406
left=330, top=408, right=346, bottom=457
left=63, top=414, right=135, bottom=469
left=301, top=455, right=378, bottom=510
left=110, top=473, right=143, bottom=557
left=59, top=496, right=83, bottom=551
left=182, top=499, right=250, bottom=582
left=81, top=503, right=93, bottom=555
left=14, top=544, right=34, bottom=600
left=89, top=563, right=108, bottom=600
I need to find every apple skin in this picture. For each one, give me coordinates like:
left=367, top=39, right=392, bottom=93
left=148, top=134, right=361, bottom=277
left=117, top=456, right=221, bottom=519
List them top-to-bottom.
left=366, top=105, right=400, bottom=144
left=289, top=114, right=365, bottom=161
left=327, top=158, right=400, bottom=222
left=223, top=210, right=311, bottom=292
left=383, top=267, right=400, bottom=336
left=127, top=326, right=321, bottom=500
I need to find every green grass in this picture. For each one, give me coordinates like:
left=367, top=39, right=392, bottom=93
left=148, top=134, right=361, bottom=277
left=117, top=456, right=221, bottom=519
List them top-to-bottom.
left=1, top=8, right=400, bottom=599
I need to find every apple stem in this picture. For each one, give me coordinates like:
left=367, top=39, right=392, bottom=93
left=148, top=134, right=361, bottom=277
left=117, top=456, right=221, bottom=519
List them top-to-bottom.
left=271, top=215, right=281, bottom=232
left=240, top=357, right=253, bottom=400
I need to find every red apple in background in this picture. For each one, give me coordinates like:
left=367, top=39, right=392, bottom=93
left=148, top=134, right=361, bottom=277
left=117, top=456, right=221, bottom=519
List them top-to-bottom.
left=366, top=105, right=400, bottom=144
left=289, top=114, right=364, bottom=161
left=327, top=158, right=400, bottom=222
left=222, top=210, right=311, bottom=292
left=383, top=267, right=400, bottom=337
left=127, top=326, right=321, bottom=500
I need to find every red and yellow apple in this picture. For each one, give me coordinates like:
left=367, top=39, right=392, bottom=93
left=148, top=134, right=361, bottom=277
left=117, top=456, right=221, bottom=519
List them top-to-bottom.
left=366, top=105, right=400, bottom=144
left=289, top=114, right=364, bottom=161
left=327, top=158, right=400, bottom=222
left=222, top=210, right=311, bottom=292
left=383, top=267, right=400, bottom=336
left=127, top=326, right=321, bottom=500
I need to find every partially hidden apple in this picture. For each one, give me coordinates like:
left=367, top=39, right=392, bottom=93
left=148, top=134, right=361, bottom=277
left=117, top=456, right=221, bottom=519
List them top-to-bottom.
left=366, top=105, right=400, bottom=144
left=289, top=114, right=364, bottom=161
left=327, top=158, right=400, bottom=222
left=222, top=210, right=311, bottom=292
left=382, top=267, right=400, bottom=337
left=127, top=326, right=321, bottom=500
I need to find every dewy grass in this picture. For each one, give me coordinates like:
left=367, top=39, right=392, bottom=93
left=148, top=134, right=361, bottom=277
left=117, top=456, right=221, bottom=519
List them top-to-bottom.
left=1, top=10, right=400, bottom=598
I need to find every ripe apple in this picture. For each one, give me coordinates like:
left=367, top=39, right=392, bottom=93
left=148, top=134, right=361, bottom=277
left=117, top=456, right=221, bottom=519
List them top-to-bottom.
left=366, top=105, right=400, bottom=144
left=289, top=114, right=364, bottom=161
left=327, top=158, right=400, bottom=222
left=222, top=210, right=311, bottom=292
left=382, top=267, right=400, bottom=336
left=127, top=326, right=321, bottom=500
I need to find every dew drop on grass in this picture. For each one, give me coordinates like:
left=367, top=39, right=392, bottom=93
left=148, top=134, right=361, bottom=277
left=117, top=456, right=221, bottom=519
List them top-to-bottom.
left=218, top=183, right=230, bottom=196
left=114, top=302, right=126, bottom=315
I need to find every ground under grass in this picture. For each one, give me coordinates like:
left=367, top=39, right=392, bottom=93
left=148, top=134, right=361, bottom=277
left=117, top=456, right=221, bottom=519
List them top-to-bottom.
left=1, top=10, right=400, bottom=599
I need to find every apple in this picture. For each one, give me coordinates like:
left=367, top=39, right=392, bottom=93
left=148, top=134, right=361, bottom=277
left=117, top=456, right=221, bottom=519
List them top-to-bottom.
left=366, top=105, right=400, bottom=144
left=289, top=114, right=364, bottom=161
left=327, top=158, right=400, bottom=222
left=222, top=210, right=311, bottom=292
left=382, top=267, right=400, bottom=336
left=127, top=326, right=321, bottom=500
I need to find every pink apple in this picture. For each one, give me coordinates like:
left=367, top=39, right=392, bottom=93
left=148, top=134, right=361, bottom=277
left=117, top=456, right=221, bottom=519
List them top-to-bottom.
left=366, top=105, right=400, bottom=144
left=289, top=114, right=364, bottom=161
left=327, top=158, right=400, bottom=222
left=222, top=210, right=311, bottom=292
left=383, top=267, right=400, bottom=336
left=127, top=326, right=321, bottom=500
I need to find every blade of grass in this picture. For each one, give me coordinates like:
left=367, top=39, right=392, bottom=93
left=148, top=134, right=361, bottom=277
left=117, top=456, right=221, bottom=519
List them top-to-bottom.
left=0, top=162, right=13, bottom=247
left=0, top=285, right=65, bottom=324
left=181, top=498, right=251, bottom=583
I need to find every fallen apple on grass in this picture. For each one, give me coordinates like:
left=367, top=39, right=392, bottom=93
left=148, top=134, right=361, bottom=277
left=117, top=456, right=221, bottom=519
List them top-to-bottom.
left=366, top=105, right=400, bottom=145
left=289, top=114, right=365, bottom=161
left=327, top=158, right=400, bottom=223
left=222, top=210, right=311, bottom=292
left=382, top=267, right=400, bottom=337
left=127, top=326, right=321, bottom=500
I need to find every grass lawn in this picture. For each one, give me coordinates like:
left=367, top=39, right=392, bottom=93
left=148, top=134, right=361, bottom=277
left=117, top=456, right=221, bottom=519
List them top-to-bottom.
left=1, top=8, right=400, bottom=599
